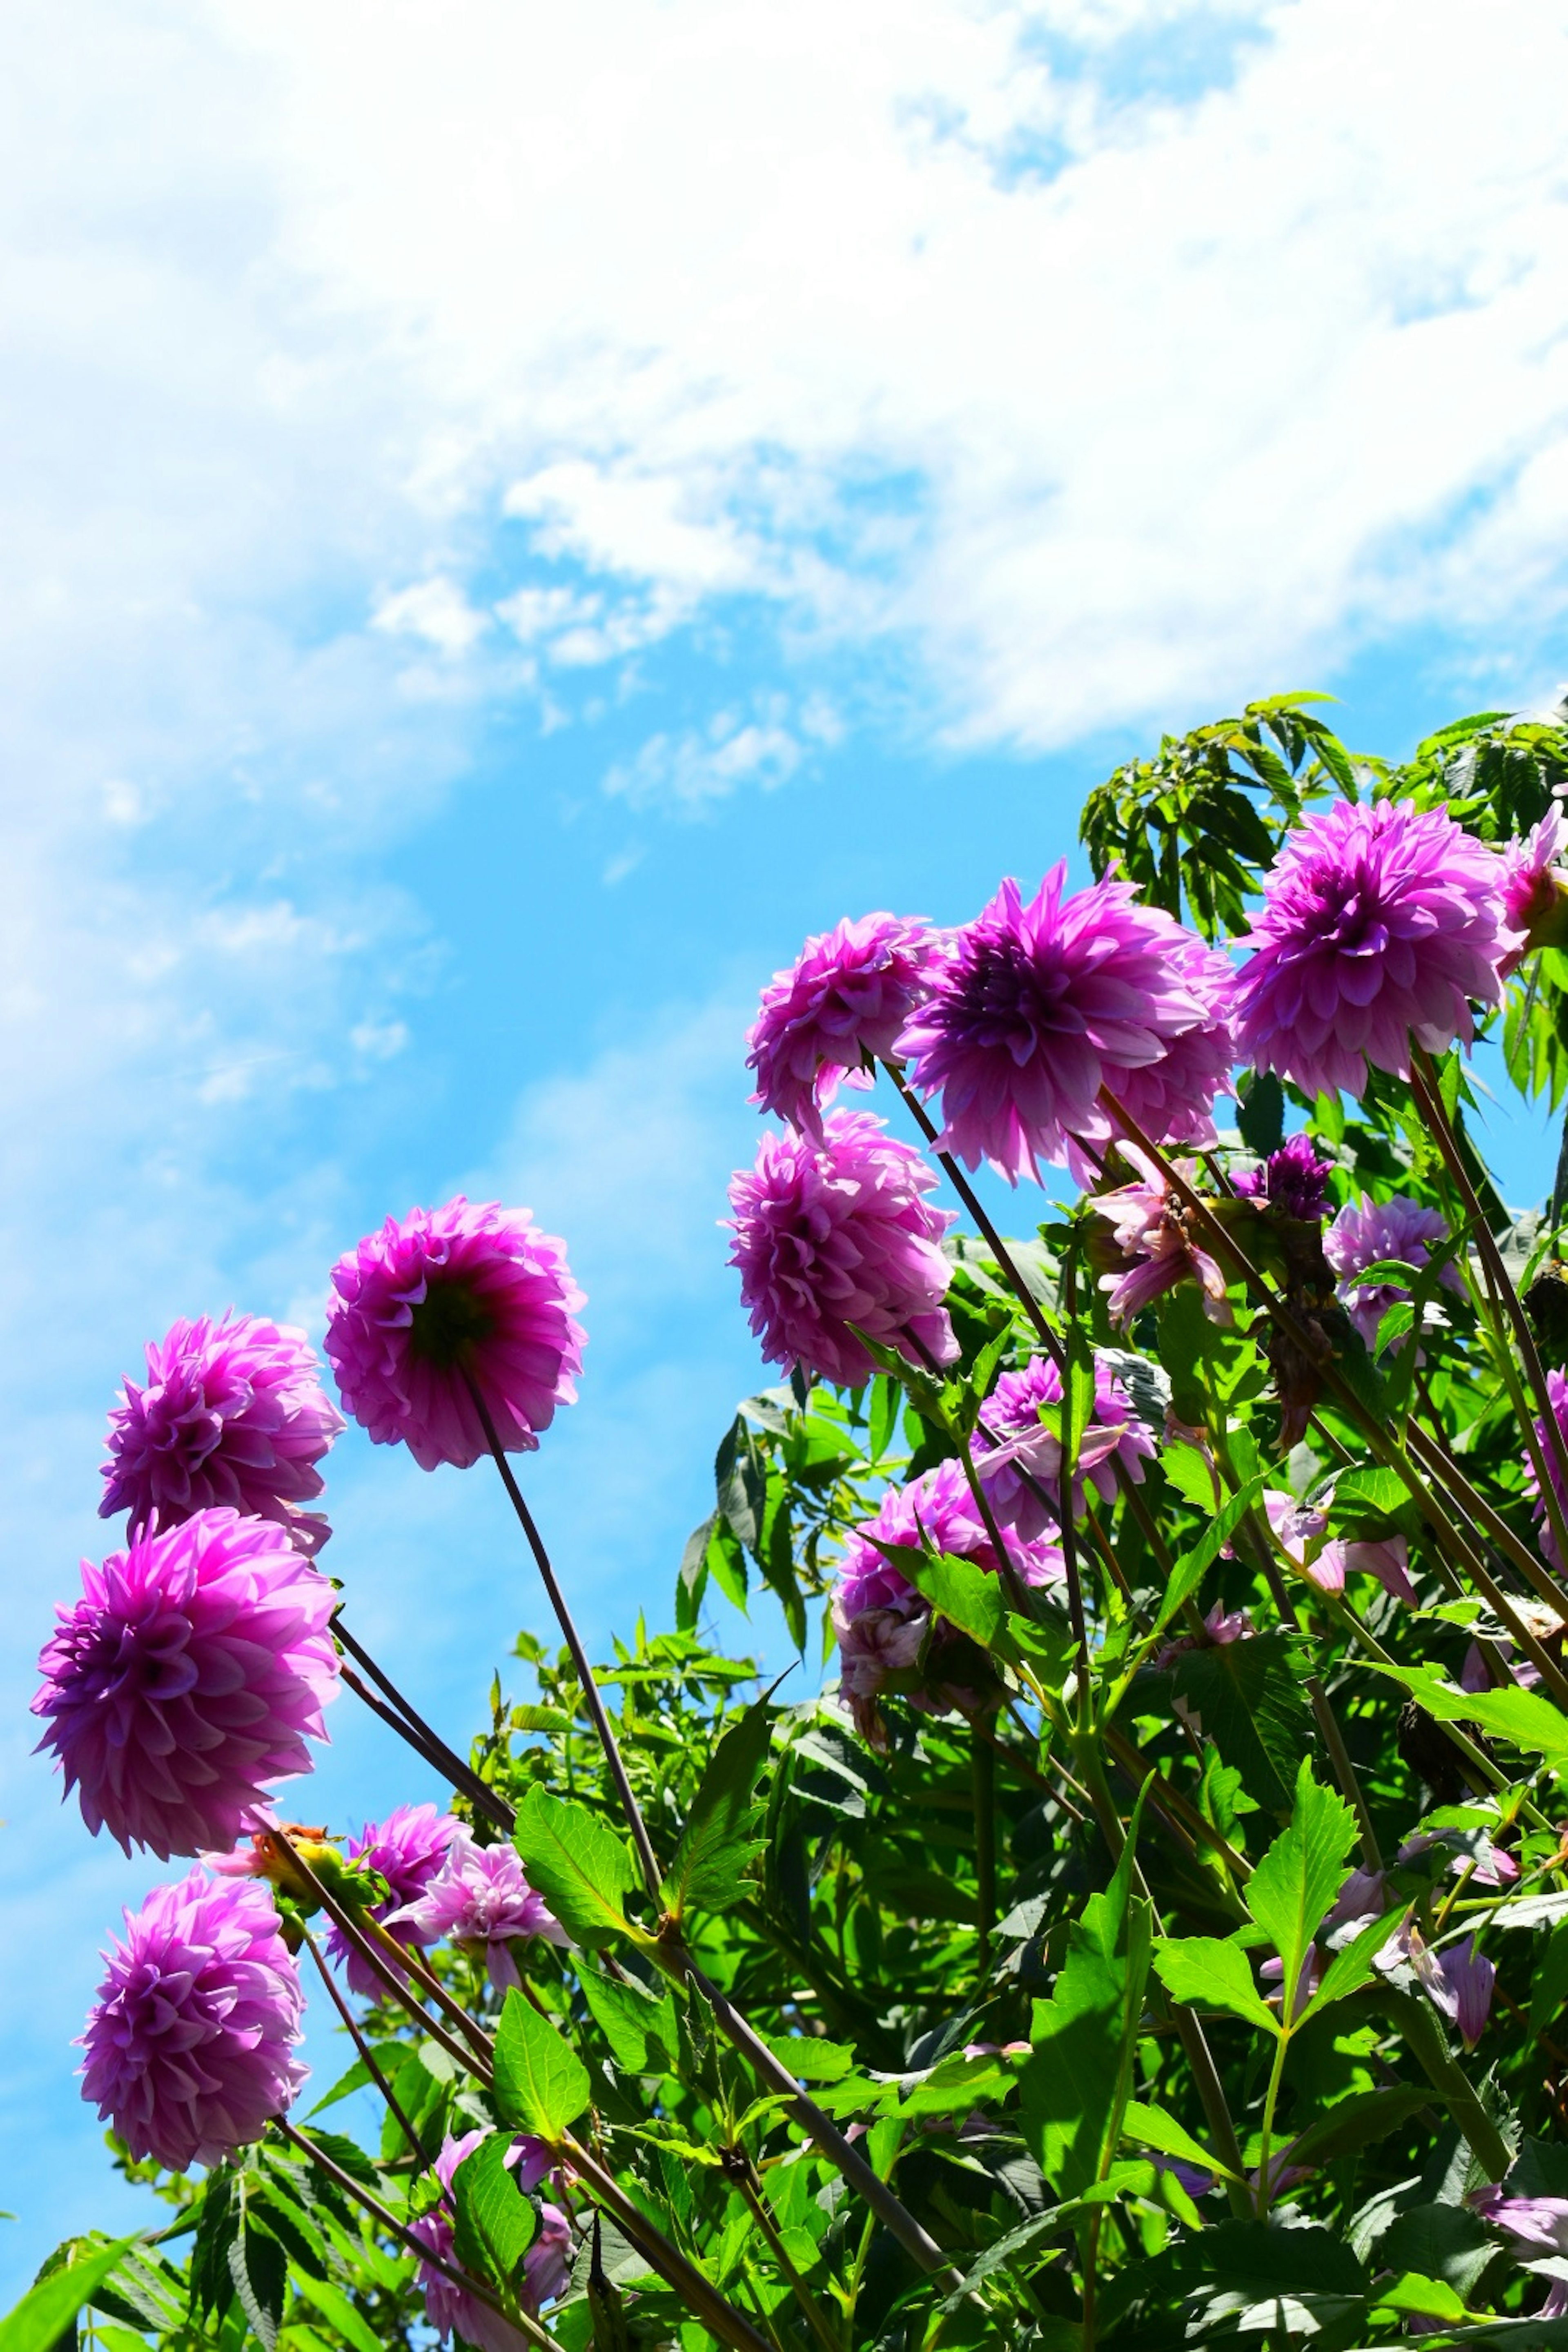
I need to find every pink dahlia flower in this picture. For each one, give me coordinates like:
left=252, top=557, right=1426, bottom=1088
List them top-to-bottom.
left=1234, top=797, right=1515, bottom=1100
left=1501, top=803, right=1568, bottom=965
left=897, top=866, right=1229, bottom=1184
left=746, top=913, right=935, bottom=1136
left=726, top=1111, right=957, bottom=1388
left=1230, top=1133, right=1334, bottom=1222
left=1093, top=1146, right=1231, bottom=1329
left=1324, top=1192, right=1463, bottom=1355
left=325, top=1198, right=586, bottom=1473
left=100, top=1313, right=343, bottom=1557
left=975, top=1354, right=1154, bottom=1537
left=1526, top=1366, right=1568, bottom=1570
left=833, top=1461, right=1062, bottom=1743
left=1261, top=1489, right=1414, bottom=1603
left=34, top=1508, right=339, bottom=1860
left=326, top=1802, right=466, bottom=2000
left=391, top=1834, right=567, bottom=1992
left=80, top=1868, right=305, bottom=2172
left=412, top=2131, right=572, bottom=2345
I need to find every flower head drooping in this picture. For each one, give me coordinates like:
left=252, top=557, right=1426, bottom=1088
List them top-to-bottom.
left=1234, top=797, right=1515, bottom=1100
left=1501, top=803, right=1568, bottom=965
left=898, top=867, right=1232, bottom=1184
left=746, top=913, right=935, bottom=1136
left=726, top=1111, right=957, bottom=1388
left=1231, top=1133, right=1334, bottom=1222
left=1092, top=1146, right=1232, bottom=1329
left=1324, top=1192, right=1463, bottom=1355
left=325, top=1198, right=585, bottom=1473
left=100, top=1314, right=344, bottom=1556
left=975, top=1354, right=1154, bottom=1539
left=832, top=1461, right=1062, bottom=1745
left=1262, top=1488, right=1416, bottom=1604
left=34, top=1508, right=340, bottom=1860
left=325, top=1803, right=466, bottom=2000
left=391, top=1834, right=568, bottom=1992
left=80, top=1868, right=306, bottom=2172
left=1408, top=1926, right=1495, bottom=2050
left=412, top=2131, right=572, bottom=2347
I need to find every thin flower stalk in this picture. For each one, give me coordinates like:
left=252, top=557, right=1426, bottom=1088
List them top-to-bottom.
left=334, top=1616, right=516, bottom=1831
left=1307, top=1677, right=1383, bottom=1872
left=298, top=1926, right=441, bottom=2184
left=558, top=2134, right=777, bottom=2352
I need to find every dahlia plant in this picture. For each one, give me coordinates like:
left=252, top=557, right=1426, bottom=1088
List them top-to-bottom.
left=26, top=692, right=1568, bottom=2352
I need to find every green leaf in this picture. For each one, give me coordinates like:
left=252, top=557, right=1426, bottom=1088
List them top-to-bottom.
left=1236, top=1073, right=1285, bottom=1156
left=868, top=1373, right=901, bottom=1463
left=714, top=1416, right=765, bottom=1552
left=1160, top=1443, right=1226, bottom=1515
left=1149, top=1476, right=1266, bottom=1646
left=675, top=1515, right=714, bottom=1633
left=900, top=1545, right=1011, bottom=1656
left=1171, top=1629, right=1314, bottom=1813
left=1370, top=1663, right=1568, bottom=1772
left=662, top=1695, right=773, bottom=1919
left=1243, top=1761, right=1358, bottom=2020
left=513, top=1786, right=639, bottom=1948
left=1304, top=1906, right=1410, bottom=2016
left=1532, top=1919, right=1568, bottom=2035
left=1152, top=1935, right=1280, bottom=2036
left=580, top=1969, right=678, bottom=2074
left=493, top=1986, right=590, bottom=2141
left=756, top=2033, right=855, bottom=2084
left=1282, top=2085, right=1439, bottom=2171
left=1121, top=2100, right=1234, bottom=2180
left=453, top=2133, right=537, bottom=2288
left=1374, top=2204, right=1497, bottom=2301
left=227, top=2220, right=287, bottom=2352
left=0, top=2241, right=140, bottom=2352
left=290, top=2273, right=388, bottom=2352
left=1376, top=2273, right=1467, bottom=2323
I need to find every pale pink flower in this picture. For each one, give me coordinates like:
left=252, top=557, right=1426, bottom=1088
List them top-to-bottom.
left=1093, top=1146, right=1231, bottom=1328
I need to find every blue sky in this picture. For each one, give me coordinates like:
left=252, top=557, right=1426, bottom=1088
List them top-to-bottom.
left=2, top=0, right=1568, bottom=2298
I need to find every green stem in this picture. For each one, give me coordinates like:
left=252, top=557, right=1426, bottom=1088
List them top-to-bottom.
left=973, top=1728, right=997, bottom=1984
left=1373, top=1988, right=1514, bottom=2181
left=1254, top=2028, right=1291, bottom=2217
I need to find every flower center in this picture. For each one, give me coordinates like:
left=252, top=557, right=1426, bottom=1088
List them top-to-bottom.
left=407, top=1276, right=494, bottom=1368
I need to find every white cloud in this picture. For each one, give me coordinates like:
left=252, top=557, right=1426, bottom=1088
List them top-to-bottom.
left=372, top=574, right=490, bottom=656
left=605, top=706, right=809, bottom=811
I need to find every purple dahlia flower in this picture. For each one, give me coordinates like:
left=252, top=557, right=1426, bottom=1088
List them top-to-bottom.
left=1234, top=797, right=1515, bottom=1100
left=1501, top=803, right=1568, bottom=963
left=897, top=866, right=1228, bottom=1184
left=746, top=912, right=935, bottom=1136
left=726, top=1110, right=957, bottom=1388
left=1230, top=1133, right=1334, bottom=1221
left=1093, top=1147, right=1231, bottom=1329
left=1323, top=1192, right=1463, bottom=1354
left=325, top=1198, right=586, bottom=1473
left=100, top=1313, right=343, bottom=1557
left=975, top=1354, right=1154, bottom=1538
left=1526, top=1365, right=1568, bottom=1570
left=832, top=1461, right=1062, bottom=1744
left=34, top=1508, right=339, bottom=1860
left=326, top=1802, right=465, bottom=2000
left=391, top=1834, right=567, bottom=1992
left=80, top=1867, right=305, bottom=2172
left=412, top=2131, right=572, bottom=2345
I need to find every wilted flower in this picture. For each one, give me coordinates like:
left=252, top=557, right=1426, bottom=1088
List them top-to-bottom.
left=1234, top=797, right=1514, bottom=1099
left=1501, top=804, right=1568, bottom=963
left=898, top=867, right=1230, bottom=1184
left=746, top=913, right=935, bottom=1136
left=726, top=1111, right=957, bottom=1388
left=1230, top=1133, right=1334, bottom=1222
left=1093, top=1146, right=1232, bottom=1328
left=1324, top=1192, right=1463, bottom=1354
left=325, top=1198, right=585, bottom=1473
left=100, top=1313, right=344, bottom=1556
left=976, top=1353, right=1154, bottom=1537
left=833, top=1461, right=1062, bottom=1744
left=1262, top=1489, right=1415, bottom=1602
left=34, top=1508, right=339, bottom=1860
left=326, top=1802, right=466, bottom=2000
left=391, top=1834, right=568, bottom=1991
left=1325, top=1866, right=1388, bottom=1933
left=80, top=1869, right=305, bottom=2172
left=1408, top=1926, right=1494, bottom=2049
left=412, top=2130, right=570, bottom=2348
left=1470, top=2187, right=1568, bottom=2258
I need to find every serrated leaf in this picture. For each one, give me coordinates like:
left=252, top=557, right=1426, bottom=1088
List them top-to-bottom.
left=1148, top=1476, right=1266, bottom=1645
left=900, top=1544, right=1010, bottom=1653
left=1171, top=1629, right=1313, bottom=1813
left=1371, top=1664, right=1568, bottom=1771
left=662, top=1695, right=774, bottom=1919
left=1244, top=1762, right=1358, bottom=2020
left=513, top=1786, right=639, bottom=1948
left=1304, top=1906, right=1410, bottom=2016
left=1152, top=1935, right=1280, bottom=2036
left=580, top=1969, right=678, bottom=2074
left=493, top=1986, right=590, bottom=2141
left=1282, top=2085, right=1439, bottom=2172
left=1121, top=2100, right=1234, bottom=2180
left=453, top=2134, right=537, bottom=2288
left=227, top=2220, right=286, bottom=2352
left=0, top=2241, right=140, bottom=2352
left=1376, top=2272, right=1467, bottom=2321
left=289, top=2274, right=387, bottom=2352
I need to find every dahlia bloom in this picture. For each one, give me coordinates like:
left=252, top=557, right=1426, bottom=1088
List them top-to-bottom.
left=1234, top=796, right=1515, bottom=1100
left=1501, top=803, right=1568, bottom=963
left=898, top=866, right=1231, bottom=1184
left=746, top=913, right=935, bottom=1136
left=1087, top=933, right=1238, bottom=1179
left=726, top=1111, right=957, bottom=1388
left=1230, top=1133, right=1334, bottom=1222
left=1093, top=1147, right=1231, bottom=1329
left=1324, top=1192, right=1463, bottom=1354
left=325, top=1198, right=586, bottom=1473
left=100, top=1314, right=344, bottom=1556
left=975, top=1354, right=1154, bottom=1537
left=1526, top=1367, right=1568, bottom=1571
left=832, top=1461, right=1062, bottom=1743
left=1261, top=1489, right=1415, bottom=1603
left=34, top=1508, right=339, bottom=1860
left=326, top=1802, right=466, bottom=2000
left=392, top=1835, right=567, bottom=1991
left=80, top=1868, right=305, bottom=2172
left=412, top=2131, right=572, bottom=2347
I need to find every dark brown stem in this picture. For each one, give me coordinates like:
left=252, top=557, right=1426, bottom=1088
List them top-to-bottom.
left=333, top=1614, right=516, bottom=1831
left=1307, top=1676, right=1382, bottom=1871
left=299, top=1927, right=440, bottom=2183
left=560, top=2133, right=773, bottom=2352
